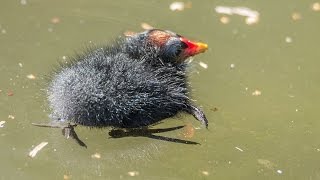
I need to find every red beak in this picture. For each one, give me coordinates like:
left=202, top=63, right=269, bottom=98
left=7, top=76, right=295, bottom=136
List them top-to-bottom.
left=180, top=37, right=208, bottom=57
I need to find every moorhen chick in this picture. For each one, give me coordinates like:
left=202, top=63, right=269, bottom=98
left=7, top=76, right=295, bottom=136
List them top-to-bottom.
left=36, top=29, right=208, bottom=145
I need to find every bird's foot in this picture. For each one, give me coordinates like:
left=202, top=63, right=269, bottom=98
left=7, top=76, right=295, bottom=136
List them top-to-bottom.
left=32, top=122, right=87, bottom=148
left=61, top=123, right=87, bottom=148
left=61, top=123, right=77, bottom=139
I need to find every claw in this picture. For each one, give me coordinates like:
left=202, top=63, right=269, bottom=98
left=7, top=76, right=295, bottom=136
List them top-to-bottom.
left=187, top=104, right=209, bottom=128
left=32, top=122, right=87, bottom=148
left=62, top=124, right=87, bottom=148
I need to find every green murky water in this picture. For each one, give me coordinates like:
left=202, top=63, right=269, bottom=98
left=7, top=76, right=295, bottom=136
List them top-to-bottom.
left=1, top=0, right=320, bottom=179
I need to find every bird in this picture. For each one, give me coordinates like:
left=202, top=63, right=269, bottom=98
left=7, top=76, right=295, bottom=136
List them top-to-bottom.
left=35, top=29, right=208, bottom=145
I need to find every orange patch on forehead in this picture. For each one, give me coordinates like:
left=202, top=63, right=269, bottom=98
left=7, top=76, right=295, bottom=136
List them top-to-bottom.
left=147, top=30, right=172, bottom=47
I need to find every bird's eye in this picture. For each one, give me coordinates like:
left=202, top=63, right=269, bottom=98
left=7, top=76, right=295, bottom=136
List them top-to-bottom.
left=160, top=38, right=190, bottom=63
left=181, top=41, right=188, bottom=49
left=174, top=42, right=188, bottom=56
left=174, top=48, right=182, bottom=57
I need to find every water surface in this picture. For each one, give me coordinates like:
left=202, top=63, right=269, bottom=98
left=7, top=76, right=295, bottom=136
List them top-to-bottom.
left=1, top=0, right=320, bottom=179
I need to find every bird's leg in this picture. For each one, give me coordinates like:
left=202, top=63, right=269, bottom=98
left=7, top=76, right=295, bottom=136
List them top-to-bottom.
left=185, top=104, right=208, bottom=128
left=32, top=121, right=87, bottom=148
left=31, top=123, right=61, bottom=128
left=61, top=123, right=77, bottom=139
left=62, top=123, right=87, bottom=148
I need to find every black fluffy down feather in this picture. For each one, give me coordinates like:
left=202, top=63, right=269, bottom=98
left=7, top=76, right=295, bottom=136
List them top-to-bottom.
left=47, top=29, right=208, bottom=128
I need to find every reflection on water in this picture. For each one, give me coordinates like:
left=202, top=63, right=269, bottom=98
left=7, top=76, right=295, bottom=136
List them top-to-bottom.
left=1, top=0, right=320, bottom=179
left=47, top=126, right=171, bottom=178
left=108, top=126, right=199, bottom=144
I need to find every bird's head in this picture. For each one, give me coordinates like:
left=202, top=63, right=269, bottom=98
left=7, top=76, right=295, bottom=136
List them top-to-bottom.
left=124, top=29, right=208, bottom=65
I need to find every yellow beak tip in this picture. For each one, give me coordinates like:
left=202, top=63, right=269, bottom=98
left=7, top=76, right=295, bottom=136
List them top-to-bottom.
left=197, top=43, right=208, bottom=53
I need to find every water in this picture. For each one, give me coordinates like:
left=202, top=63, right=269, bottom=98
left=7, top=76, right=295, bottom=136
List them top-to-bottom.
left=1, top=0, right=320, bottom=179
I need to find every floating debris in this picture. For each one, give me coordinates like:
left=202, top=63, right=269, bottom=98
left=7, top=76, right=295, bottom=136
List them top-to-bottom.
left=20, top=0, right=27, bottom=5
left=169, top=2, right=191, bottom=11
left=170, top=2, right=185, bottom=11
left=312, top=2, right=320, bottom=11
left=215, top=6, right=259, bottom=25
left=215, top=6, right=259, bottom=17
left=291, top=12, right=302, bottom=21
left=220, top=16, right=230, bottom=24
left=245, top=16, right=259, bottom=25
left=50, top=17, right=60, bottom=24
left=141, top=22, right=154, bottom=30
left=1, top=29, right=7, bottom=34
left=285, top=36, right=292, bottom=43
left=199, top=61, right=208, bottom=69
left=18, top=63, right=23, bottom=68
left=230, top=63, right=235, bottom=69
left=27, top=74, right=36, bottom=80
left=7, top=90, right=14, bottom=96
left=252, top=90, right=261, bottom=96
left=8, top=115, right=15, bottom=120
left=0, top=121, right=6, bottom=128
left=182, top=123, right=195, bottom=138
left=28, top=142, right=48, bottom=158
left=235, top=146, right=244, bottom=152
left=91, top=153, right=101, bottom=159
left=257, top=159, right=283, bottom=175
left=277, top=169, right=283, bottom=174
left=128, top=171, right=139, bottom=176
left=201, top=171, right=209, bottom=176
left=63, top=174, right=71, bottom=180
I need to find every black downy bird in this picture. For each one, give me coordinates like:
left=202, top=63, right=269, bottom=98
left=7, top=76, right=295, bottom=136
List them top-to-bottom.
left=35, top=29, right=208, bottom=145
